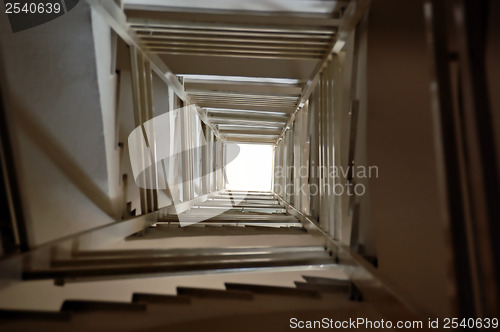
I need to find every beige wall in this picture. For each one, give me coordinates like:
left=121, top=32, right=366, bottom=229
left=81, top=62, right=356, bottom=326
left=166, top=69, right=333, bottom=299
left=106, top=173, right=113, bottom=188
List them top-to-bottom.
left=366, top=0, right=451, bottom=317
left=486, top=0, right=500, bottom=165
left=0, top=2, right=119, bottom=245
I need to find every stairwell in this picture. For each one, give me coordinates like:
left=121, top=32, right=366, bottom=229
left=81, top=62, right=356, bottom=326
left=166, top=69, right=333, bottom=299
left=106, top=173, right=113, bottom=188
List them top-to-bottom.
left=2, top=0, right=497, bottom=327
left=0, top=190, right=388, bottom=331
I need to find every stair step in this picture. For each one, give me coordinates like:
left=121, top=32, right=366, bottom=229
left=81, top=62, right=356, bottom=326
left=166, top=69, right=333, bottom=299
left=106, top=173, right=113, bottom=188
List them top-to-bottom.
left=223, top=191, right=273, bottom=193
left=218, top=192, right=274, bottom=196
left=218, top=193, right=274, bottom=197
left=210, top=196, right=277, bottom=200
left=208, top=199, right=280, bottom=204
left=200, top=203, right=283, bottom=209
left=198, top=207, right=286, bottom=213
left=159, top=214, right=297, bottom=222
left=156, top=223, right=303, bottom=230
left=242, top=225, right=303, bottom=230
left=70, top=246, right=325, bottom=258
left=53, top=251, right=329, bottom=268
left=25, top=254, right=334, bottom=281
left=301, top=275, right=350, bottom=286
left=294, top=281, right=350, bottom=293
left=224, top=283, right=321, bottom=299
left=177, top=287, right=253, bottom=300
left=132, top=293, right=191, bottom=305
left=60, top=300, right=146, bottom=312
left=0, top=309, right=70, bottom=321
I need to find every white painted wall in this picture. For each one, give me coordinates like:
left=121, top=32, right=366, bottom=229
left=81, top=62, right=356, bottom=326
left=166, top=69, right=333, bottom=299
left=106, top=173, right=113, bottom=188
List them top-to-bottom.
left=0, top=2, right=118, bottom=245
left=91, top=8, right=122, bottom=219
left=117, top=70, right=143, bottom=216
left=151, top=73, right=174, bottom=208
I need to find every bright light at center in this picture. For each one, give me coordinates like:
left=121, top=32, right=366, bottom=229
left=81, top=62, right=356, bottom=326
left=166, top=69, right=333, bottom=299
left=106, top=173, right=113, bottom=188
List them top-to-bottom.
left=225, top=143, right=273, bottom=191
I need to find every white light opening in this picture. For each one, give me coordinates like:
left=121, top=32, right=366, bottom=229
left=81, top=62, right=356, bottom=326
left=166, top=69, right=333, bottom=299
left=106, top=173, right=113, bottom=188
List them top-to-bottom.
left=225, top=143, right=273, bottom=192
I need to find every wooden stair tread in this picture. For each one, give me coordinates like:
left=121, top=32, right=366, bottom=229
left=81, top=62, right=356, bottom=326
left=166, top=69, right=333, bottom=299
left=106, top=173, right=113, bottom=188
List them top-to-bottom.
left=301, top=275, right=350, bottom=286
left=294, top=281, right=350, bottom=293
left=224, top=283, right=321, bottom=298
left=176, top=287, right=254, bottom=300
left=132, top=293, right=191, bottom=305
left=60, top=300, right=146, bottom=312
left=0, top=309, right=70, bottom=321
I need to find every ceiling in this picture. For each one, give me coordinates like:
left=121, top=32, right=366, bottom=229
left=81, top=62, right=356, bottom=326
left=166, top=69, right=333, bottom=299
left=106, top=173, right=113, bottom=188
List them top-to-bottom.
left=122, top=0, right=348, bottom=143
left=123, top=0, right=348, bottom=14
